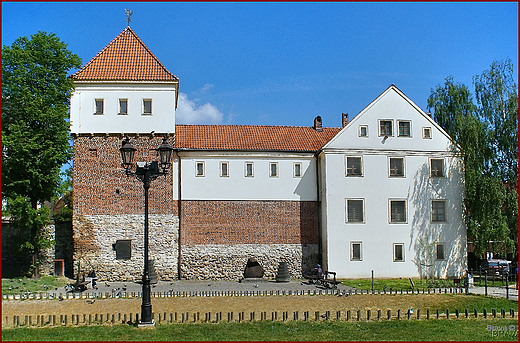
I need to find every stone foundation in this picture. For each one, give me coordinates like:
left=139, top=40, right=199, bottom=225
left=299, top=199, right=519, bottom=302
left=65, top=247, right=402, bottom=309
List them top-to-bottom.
left=72, top=214, right=179, bottom=281
left=180, top=244, right=319, bottom=280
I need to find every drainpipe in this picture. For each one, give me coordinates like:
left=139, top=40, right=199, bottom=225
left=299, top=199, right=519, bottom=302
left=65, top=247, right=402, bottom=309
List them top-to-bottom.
left=175, top=151, right=182, bottom=280
left=315, top=152, right=323, bottom=267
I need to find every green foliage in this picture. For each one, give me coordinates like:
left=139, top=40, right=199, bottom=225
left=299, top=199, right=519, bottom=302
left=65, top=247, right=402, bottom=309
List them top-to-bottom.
left=2, top=32, right=80, bottom=277
left=427, top=59, right=518, bottom=257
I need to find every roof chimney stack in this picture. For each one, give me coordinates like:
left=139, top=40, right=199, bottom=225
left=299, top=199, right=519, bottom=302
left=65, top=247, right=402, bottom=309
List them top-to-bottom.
left=342, top=113, right=349, bottom=128
left=313, top=116, right=323, bottom=132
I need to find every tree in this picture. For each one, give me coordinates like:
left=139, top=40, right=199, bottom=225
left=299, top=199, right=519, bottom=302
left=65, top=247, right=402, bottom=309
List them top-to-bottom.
left=2, top=31, right=81, bottom=277
left=427, top=59, right=517, bottom=258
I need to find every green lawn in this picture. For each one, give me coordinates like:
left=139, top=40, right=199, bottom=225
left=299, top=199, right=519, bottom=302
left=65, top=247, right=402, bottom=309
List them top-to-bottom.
left=1, top=276, right=70, bottom=295
left=341, top=277, right=462, bottom=290
left=2, top=319, right=518, bottom=341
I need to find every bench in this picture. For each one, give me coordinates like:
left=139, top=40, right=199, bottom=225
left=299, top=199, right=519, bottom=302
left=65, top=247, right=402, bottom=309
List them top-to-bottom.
left=319, top=271, right=340, bottom=289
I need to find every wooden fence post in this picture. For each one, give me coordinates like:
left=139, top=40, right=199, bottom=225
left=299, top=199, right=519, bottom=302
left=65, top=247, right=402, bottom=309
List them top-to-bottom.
left=387, top=310, right=391, bottom=320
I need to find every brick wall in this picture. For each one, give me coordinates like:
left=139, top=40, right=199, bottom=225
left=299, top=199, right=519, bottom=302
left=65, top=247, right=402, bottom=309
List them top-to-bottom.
left=73, top=135, right=175, bottom=216
left=180, top=200, right=319, bottom=245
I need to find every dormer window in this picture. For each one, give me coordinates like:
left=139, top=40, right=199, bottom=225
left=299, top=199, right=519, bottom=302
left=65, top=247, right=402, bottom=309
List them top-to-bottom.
left=94, top=99, right=104, bottom=115
left=143, top=99, right=152, bottom=115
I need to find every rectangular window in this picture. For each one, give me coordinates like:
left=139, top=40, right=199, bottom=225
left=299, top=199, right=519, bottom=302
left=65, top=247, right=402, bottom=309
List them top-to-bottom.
left=94, top=99, right=104, bottom=114
left=119, top=99, right=128, bottom=115
left=143, top=99, right=152, bottom=115
left=380, top=120, right=393, bottom=136
left=398, top=121, right=411, bottom=137
left=359, top=125, right=368, bottom=137
left=423, top=127, right=432, bottom=139
left=346, top=157, right=362, bottom=176
left=389, top=157, right=404, bottom=177
left=430, top=159, right=445, bottom=177
left=195, top=161, right=205, bottom=177
left=220, top=162, right=229, bottom=177
left=245, top=162, right=254, bottom=177
left=269, top=162, right=278, bottom=177
left=294, top=163, right=302, bottom=178
left=346, top=199, right=364, bottom=223
left=390, top=200, right=407, bottom=223
left=432, top=200, right=446, bottom=222
left=351, top=242, right=362, bottom=261
left=393, top=243, right=405, bottom=262
left=436, top=243, right=445, bottom=260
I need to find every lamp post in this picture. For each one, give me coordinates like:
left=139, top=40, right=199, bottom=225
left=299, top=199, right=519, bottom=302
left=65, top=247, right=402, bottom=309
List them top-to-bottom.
left=120, top=135, right=174, bottom=326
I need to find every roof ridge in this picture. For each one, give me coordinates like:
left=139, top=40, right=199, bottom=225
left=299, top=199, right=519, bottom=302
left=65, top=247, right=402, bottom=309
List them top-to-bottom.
left=175, top=124, right=340, bottom=129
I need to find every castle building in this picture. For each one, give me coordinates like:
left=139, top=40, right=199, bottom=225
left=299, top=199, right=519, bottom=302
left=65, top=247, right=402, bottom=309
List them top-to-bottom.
left=70, top=27, right=466, bottom=281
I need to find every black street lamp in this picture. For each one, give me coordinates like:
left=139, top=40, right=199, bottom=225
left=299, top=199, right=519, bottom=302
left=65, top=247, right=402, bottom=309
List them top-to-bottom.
left=120, top=135, right=174, bottom=326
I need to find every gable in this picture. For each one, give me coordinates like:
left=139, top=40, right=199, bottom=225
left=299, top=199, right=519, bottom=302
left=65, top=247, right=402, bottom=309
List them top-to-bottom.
left=323, top=85, right=453, bottom=152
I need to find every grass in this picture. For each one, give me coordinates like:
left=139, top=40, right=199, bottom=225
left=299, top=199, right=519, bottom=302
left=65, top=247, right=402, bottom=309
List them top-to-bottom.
left=1, top=276, right=70, bottom=295
left=341, top=277, right=462, bottom=291
left=2, top=319, right=518, bottom=341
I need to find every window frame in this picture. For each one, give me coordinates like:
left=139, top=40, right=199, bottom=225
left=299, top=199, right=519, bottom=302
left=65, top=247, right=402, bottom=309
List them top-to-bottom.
left=118, top=98, right=128, bottom=115
left=94, top=99, right=104, bottom=115
left=142, top=99, right=153, bottom=115
left=379, top=119, right=393, bottom=137
left=397, top=120, right=412, bottom=137
left=359, top=125, right=368, bottom=137
left=423, top=127, right=432, bottom=139
left=346, top=156, right=363, bottom=177
left=388, top=157, right=405, bottom=177
left=430, top=158, right=445, bottom=178
left=195, top=161, right=205, bottom=177
left=220, top=161, right=229, bottom=177
left=245, top=162, right=254, bottom=177
left=269, top=162, right=279, bottom=178
left=293, top=162, right=302, bottom=178
left=346, top=198, right=365, bottom=223
left=389, top=199, right=407, bottom=224
left=431, top=199, right=447, bottom=223
left=350, top=241, right=363, bottom=261
left=435, top=242, right=445, bottom=260
left=393, top=243, right=405, bottom=262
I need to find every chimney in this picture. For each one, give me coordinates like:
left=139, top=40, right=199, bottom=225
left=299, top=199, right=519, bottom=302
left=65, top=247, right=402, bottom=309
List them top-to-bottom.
left=342, top=113, right=349, bottom=128
left=313, top=116, right=323, bottom=131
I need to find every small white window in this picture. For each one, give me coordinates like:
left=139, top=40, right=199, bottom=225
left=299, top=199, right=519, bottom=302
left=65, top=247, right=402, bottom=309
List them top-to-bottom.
left=94, top=99, right=104, bottom=115
left=119, top=99, right=128, bottom=115
left=143, top=99, right=152, bottom=115
left=379, top=120, right=393, bottom=136
left=398, top=121, right=411, bottom=137
left=359, top=125, right=368, bottom=137
left=423, top=127, right=432, bottom=139
left=346, top=157, right=363, bottom=176
left=389, top=157, right=405, bottom=177
left=430, top=158, right=445, bottom=177
left=195, top=162, right=205, bottom=177
left=220, top=162, right=229, bottom=177
left=245, top=162, right=254, bottom=177
left=269, top=162, right=278, bottom=177
left=294, top=163, right=302, bottom=178
left=346, top=199, right=364, bottom=223
left=389, top=200, right=407, bottom=223
left=432, top=200, right=447, bottom=222
left=351, top=242, right=362, bottom=261
left=393, top=243, right=405, bottom=262
left=435, top=243, right=445, bottom=260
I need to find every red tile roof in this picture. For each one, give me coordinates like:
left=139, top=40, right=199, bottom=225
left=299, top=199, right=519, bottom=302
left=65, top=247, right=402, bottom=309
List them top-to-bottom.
left=70, top=27, right=178, bottom=82
left=174, top=125, right=341, bottom=152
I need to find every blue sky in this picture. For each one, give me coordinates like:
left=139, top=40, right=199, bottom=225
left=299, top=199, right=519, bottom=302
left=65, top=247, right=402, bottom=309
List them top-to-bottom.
left=2, top=1, right=518, bottom=127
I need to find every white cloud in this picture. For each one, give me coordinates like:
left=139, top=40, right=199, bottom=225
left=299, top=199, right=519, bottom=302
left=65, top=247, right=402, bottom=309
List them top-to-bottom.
left=200, top=83, right=214, bottom=93
left=176, top=92, right=223, bottom=124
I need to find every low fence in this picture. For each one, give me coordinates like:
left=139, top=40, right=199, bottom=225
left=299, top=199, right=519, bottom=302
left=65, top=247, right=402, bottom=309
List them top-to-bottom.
left=2, top=286, right=469, bottom=300
left=3, top=308, right=516, bottom=328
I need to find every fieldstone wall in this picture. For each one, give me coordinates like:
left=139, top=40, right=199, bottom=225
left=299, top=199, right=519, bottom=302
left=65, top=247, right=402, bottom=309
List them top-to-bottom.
left=72, top=214, right=179, bottom=281
left=180, top=244, right=319, bottom=280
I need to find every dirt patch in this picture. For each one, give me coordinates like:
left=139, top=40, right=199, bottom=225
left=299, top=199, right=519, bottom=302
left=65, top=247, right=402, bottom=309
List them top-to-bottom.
left=2, top=294, right=466, bottom=318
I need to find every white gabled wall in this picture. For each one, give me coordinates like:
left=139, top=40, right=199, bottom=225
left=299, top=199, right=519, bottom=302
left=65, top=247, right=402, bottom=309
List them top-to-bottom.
left=70, top=82, right=177, bottom=134
left=321, top=86, right=466, bottom=278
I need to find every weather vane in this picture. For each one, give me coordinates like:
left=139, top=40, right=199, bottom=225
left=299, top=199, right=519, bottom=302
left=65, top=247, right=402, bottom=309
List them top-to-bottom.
left=125, top=9, right=133, bottom=26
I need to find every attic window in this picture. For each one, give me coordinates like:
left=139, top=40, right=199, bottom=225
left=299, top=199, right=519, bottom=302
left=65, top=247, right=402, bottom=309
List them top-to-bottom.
left=143, top=99, right=152, bottom=115
left=379, top=120, right=393, bottom=136
left=398, top=121, right=411, bottom=137
left=359, top=125, right=368, bottom=137
left=423, top=127, right=432, bottom=139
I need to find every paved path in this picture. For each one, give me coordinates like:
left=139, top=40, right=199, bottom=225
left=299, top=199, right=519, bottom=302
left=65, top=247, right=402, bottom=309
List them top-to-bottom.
left=468, top=285, right=518, bottom=300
